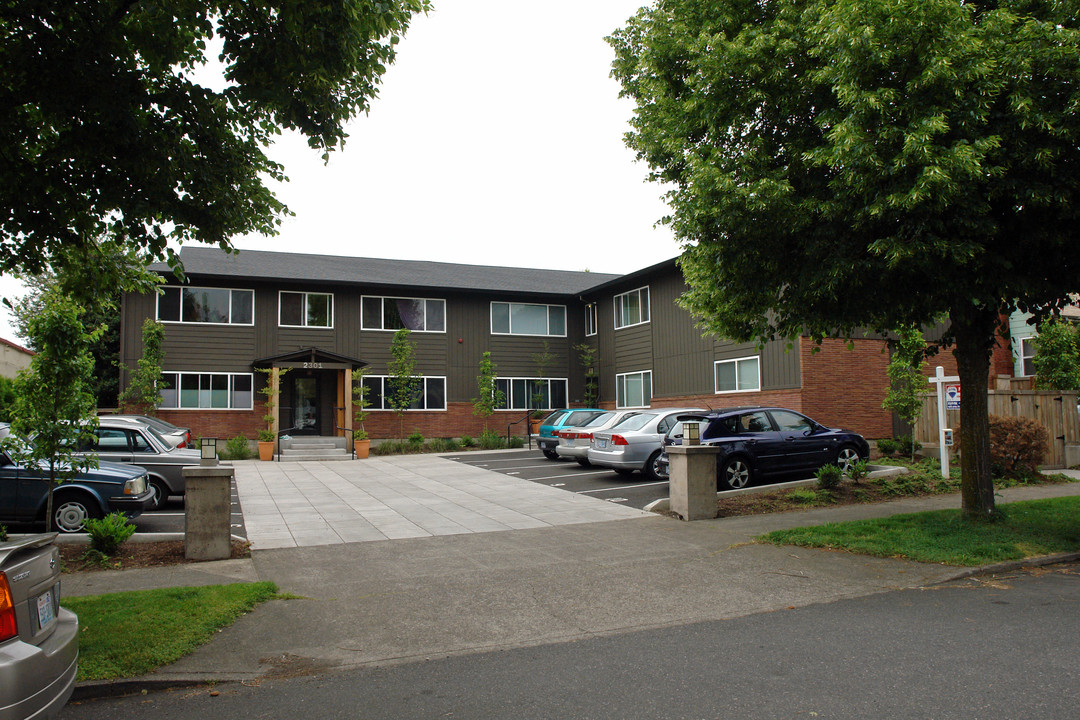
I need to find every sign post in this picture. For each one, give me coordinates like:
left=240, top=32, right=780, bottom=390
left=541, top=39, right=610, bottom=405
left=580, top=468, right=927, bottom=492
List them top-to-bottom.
left=928, top=366, right=960, bottom=479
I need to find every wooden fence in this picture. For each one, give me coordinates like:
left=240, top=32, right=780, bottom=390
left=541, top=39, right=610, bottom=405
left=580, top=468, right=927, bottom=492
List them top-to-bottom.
left=914, top=390, right=1080, bottom=468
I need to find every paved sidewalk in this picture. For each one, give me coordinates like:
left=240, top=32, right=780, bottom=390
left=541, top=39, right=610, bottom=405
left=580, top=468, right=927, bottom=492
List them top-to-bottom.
left=231, top=452, right=649, bottom=549
left=64, top=465, right=1080, bottom=698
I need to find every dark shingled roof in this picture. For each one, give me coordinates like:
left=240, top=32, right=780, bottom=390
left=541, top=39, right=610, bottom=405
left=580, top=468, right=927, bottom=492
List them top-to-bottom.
left=154, top=247, right=624, bottom=297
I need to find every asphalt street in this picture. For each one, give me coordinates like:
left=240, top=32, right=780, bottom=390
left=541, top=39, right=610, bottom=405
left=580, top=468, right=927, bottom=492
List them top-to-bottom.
left=59, top=561, right=1080, bottom=719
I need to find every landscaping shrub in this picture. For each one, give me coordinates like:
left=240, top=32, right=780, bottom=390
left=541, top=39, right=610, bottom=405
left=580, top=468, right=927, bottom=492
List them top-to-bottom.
left=989, top=414, right=1049, bottom=477
left=478, top=429, right=504, bottom=449
left=407, top=431, right=425, bottom=448
left=222, top=434, right=252, bottom=460
left=460, top=434, right=476, bottom=448
left=896, top=435, right=922, bottom=457
left=508, top=436, right=524, bottom=449
left=427, top=438, right=461, bottom=453
left=876, top=438, right=899, bottom=456
left=371, top=440, right=407, bottom=456
left=848, top=459, right=870, bottom=484
left=815, top=463, right=842, bottom=489
left=788, top=489, right=821, bottom=504
left=83, top=512, right=136, bottom=556
left=0, top=525, right=7, bottom=542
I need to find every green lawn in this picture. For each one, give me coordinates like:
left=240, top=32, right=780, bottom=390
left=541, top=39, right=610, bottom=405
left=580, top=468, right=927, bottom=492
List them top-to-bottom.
left=758, top=496, right=1080, bottom=566
left=62, top=582, right=279, bottom=681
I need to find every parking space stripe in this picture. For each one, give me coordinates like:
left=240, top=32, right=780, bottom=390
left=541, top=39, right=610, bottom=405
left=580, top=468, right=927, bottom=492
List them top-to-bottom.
left=578, top=480, right=669, bottom=494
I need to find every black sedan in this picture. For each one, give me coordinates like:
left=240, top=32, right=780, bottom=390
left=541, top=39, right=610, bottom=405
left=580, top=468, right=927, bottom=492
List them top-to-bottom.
left=662, top=407, right=870, bottom=490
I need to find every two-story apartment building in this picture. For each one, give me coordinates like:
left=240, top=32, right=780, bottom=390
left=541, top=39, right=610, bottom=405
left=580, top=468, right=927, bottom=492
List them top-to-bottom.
left=119, top=247, right=932, bottom=442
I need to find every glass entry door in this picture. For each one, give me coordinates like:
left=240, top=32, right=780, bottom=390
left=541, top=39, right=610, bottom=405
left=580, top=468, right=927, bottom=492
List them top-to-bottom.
left=294, top=377, right=319, bottom=435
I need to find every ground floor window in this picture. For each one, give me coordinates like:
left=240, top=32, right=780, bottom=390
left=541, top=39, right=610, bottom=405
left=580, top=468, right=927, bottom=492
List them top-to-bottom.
left=1017, top=336, right=1037, bottom=377
left=715, top=356, right=760, bottom=393
left=616, top=370, right=652, bottom=409
left=158, top=372, right=253, bottom=410
left=361, top=376, right=447, bottom=411
left=494, top=378, right=568, bottom=411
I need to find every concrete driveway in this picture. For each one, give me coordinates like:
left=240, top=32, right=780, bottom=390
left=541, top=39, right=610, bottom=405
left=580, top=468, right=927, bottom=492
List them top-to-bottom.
left=232, top=450, right=649, bottom=549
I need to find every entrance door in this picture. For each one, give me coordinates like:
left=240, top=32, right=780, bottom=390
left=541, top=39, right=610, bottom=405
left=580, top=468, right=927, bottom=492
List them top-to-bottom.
left=294, top=377, right=320, bottom=435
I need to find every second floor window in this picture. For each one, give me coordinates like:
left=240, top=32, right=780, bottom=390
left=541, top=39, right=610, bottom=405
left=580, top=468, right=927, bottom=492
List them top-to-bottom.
left=157, top=286, right=253, bottom=325
left=614, top=287, right=650, bottom=329
left=279, top=291, right=333, bottom=328
left=362, top=296, right=446, bottom=332
left=491, top=302, right=566, bottom=337
left=585, top=303, right=597, bottom=336
left=715, top=356, right=761, bottom=393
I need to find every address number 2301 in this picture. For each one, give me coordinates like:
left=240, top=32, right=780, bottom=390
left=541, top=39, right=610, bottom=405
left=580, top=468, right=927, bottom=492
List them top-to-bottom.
left=303, top=362, right=323, bottom=369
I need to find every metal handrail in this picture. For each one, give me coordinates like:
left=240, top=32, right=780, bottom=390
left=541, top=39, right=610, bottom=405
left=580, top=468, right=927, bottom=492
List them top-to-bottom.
left=506, top=410, right=534, bottom=449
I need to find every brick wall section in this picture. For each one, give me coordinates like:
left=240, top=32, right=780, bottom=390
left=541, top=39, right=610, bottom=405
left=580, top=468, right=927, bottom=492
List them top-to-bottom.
left=799, top=337, right=893, bottom=439
left=157, top=410, right=263, bottom=441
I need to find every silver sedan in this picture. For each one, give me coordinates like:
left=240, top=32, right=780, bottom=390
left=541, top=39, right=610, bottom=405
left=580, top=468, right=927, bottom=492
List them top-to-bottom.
left=587, top=407, right=706, bottom=481
left=554, top=410, right=639, bottom=466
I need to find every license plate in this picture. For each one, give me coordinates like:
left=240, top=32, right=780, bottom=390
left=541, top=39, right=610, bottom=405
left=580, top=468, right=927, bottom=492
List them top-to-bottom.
left=597, top=439, right=608, bottom=449
left=36, top=589, right=55, bottom=629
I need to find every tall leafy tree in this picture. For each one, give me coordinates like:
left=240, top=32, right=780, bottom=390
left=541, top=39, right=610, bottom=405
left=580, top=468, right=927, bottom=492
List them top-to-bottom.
left=0, top=0, right=430, bottom=279
left=609, top=0, right=1080, bottom=517
left=7, top=288, right=101, bottom=531
left=882, top=325, right=928, bottom=460
left=387, top=328, right=421, bottom=439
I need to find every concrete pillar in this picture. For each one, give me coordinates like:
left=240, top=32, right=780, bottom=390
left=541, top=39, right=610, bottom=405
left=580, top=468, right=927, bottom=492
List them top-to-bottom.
left=668, top=445, right=721, bottom=521
left=183, top=466, right=235, bottom=560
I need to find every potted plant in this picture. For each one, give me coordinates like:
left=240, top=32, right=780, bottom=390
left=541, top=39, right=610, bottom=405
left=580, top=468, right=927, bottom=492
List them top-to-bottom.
left=256, top=368, right=288, bottom=461
left=352, top=368, right=372, bottom=459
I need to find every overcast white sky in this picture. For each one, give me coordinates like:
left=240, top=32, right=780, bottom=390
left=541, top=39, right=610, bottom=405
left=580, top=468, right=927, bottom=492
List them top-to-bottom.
left=0, top=0, right=676, bottom=344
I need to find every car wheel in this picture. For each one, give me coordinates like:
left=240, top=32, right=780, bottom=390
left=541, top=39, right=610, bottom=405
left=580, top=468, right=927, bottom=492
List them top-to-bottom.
left=836, top=445, right=861, bottom=475
left=542, top=448, right=560, bottom=460
left=645, top=450, right=666, bottom=481
left=718, top=456, right=752, bottom=490
left=576, top=458, right=591, bottom=467
left=614, top=468, right=634, bottom=476
left=147, top=479, right=169, bottom=511
left=52, top=494, right=101, bottom=533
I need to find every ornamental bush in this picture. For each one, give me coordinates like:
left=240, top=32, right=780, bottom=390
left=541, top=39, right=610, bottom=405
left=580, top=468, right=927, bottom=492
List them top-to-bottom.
left=988, top=415, right=1049, bottom=477
left=816, top=463, right=842, bottom=490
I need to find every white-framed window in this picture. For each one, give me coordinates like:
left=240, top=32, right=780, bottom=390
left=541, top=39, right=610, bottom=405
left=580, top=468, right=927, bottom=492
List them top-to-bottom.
left=157, top=286, right=254, bottom=325
left=614, top=286, right=650, bottom=329
left=279, top=291, right=333, bottom=328
left=361, top=296, right=446, bottom=332
left=490, top=302, right=567, bottom=337
left=585, top=303, right=597, bottom=337
left=1018, top=337, right=1037, bottom=377
left=715, top=356, right=761, bottom=393
left=616, top=370, right=652, bottom=409
left=158, top=372, right=253, bottom=410
left=360, top=376, right=447, bottom=411
left=493, top=377, right=568, bottom=411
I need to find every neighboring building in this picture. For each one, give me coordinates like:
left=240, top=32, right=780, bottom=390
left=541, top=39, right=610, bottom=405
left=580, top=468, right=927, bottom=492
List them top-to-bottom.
left=119, top=248, right=947, bottom=441
left=1007, top=299, right=1080, bottom=383
left=0, top=337, right=33, bottom=378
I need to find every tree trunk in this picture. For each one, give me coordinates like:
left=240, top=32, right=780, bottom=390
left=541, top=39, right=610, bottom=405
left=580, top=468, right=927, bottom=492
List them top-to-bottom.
left=950, top=305, right=998, bottom=517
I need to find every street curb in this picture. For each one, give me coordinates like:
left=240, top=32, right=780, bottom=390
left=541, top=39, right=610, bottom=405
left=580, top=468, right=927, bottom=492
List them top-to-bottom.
left=643, top=464, right=908, bottom=513
left=932, top=551, right=1080, bottom=584
left=71, top=673, right=261, bottom=701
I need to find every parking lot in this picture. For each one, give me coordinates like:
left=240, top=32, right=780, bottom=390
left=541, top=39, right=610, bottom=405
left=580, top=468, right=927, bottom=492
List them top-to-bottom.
left=448, top=449, right=670, bottom=510
left=127, top=477, right=247, bottom=538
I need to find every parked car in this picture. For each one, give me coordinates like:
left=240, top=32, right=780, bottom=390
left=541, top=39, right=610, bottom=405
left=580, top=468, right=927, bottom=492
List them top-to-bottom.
left=690, top=406, right=870, bottom=490
left=587, top=407, right=707, bottom=481
left=536, top=408, right=605, bottom=460
left=554, top=410, right=639, bottom=466
left=654, top=412, right=713, bottom=479
left=108, top=414, right=191, bottom=449
left=72, top=417, right=203, bottom=511
left=0, top=426, right=152, bottom=533
left=0, top=533, right=79, bottom=718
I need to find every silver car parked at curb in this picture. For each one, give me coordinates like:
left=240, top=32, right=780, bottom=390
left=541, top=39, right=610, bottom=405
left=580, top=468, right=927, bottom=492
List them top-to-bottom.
left=587, top=407, right=706, bottom=481
left=0, top=533, right=78, bottom=720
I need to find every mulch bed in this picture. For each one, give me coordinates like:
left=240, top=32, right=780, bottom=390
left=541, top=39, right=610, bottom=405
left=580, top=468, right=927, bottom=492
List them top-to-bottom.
left=60, top=539, right=250, bottom=573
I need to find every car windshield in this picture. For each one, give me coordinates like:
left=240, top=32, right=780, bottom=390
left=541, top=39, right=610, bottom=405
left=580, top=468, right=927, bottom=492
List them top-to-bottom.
left=542, top=410, right=569, bottom=425
left=564, top=410, right=602, bottom=426
left=582, top=412, right=616, bottom=428
left=610, top=413, right=655, bottom=432
left=137, top=416, right=178, bottom=433
left=140, top=424, right=170, bottom=448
